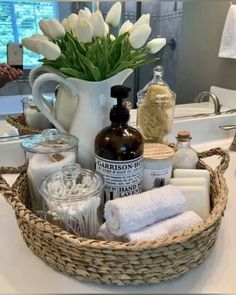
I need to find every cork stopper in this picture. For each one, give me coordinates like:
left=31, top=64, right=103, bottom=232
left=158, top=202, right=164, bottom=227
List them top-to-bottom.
left=177, top=131, right=191, bottom=140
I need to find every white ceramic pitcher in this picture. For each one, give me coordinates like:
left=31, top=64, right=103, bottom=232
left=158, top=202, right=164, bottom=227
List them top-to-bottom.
left=29, top=65, right=79, bottom=131
left=32, top=69, right=133, bottom=169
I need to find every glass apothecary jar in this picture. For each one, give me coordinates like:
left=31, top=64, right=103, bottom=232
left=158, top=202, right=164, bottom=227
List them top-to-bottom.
left=137, top=66, right=176, bottom=143
left=21, top=97, right=52, bottom=130
left=21, top=129, right=78, bottom=215
left=39, top=163, right=105, bottom=238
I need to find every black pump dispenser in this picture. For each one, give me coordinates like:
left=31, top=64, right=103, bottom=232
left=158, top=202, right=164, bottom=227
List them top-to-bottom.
left=95, top=85, right=144, bottom=202
left=110, top=85, right=130, bottom=123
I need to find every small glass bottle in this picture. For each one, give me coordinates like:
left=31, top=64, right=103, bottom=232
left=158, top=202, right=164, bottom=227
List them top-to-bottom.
left=137, top=65, right=176, bottom=144
left=95, top=85, right=144, bottom=203
left=172, top=131, right=198, bottom=170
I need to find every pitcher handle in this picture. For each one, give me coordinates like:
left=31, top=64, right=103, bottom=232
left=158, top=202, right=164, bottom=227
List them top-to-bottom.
left=29, top=65, right=67, bottom=111
left=29, top=65, right=67, bottom=87
left=32, top=73, right=78, bottom=133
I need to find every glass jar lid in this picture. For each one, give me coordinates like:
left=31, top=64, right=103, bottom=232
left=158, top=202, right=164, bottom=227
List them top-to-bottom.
left=137, top=65, right=176, bottom=104
left=21, top=97, right=37, bottom=107
left=21, top=129, right=78, bottom=154
left=39, top=163, right=105, bottom=203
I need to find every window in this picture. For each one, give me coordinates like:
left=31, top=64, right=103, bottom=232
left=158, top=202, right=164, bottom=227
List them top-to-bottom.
left=0, top=1, right=58, bottom=68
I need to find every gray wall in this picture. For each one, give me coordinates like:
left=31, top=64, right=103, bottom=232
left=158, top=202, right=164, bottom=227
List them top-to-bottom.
left=176, top=0, right=236, bottom=104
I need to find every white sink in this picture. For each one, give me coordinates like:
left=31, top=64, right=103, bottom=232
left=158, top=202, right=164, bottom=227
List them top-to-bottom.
left=174, top=102, right=230, bottom=118
left=170, top=112, right=236, bottom=146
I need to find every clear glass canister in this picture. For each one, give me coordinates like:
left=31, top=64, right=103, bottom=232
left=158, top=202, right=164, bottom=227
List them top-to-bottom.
left=137, top=65, right=176, bottom=144
left=21, top=97, right=52, bottom=130
left=21, top=129, right=79, bottom=216
left=39, top=163, right=105, bottom=238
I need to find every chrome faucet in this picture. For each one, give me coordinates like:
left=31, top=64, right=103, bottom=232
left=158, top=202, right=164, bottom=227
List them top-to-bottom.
left=194, top=91, right=221, bottom=114
left=219, top=124, right=236, bottom=151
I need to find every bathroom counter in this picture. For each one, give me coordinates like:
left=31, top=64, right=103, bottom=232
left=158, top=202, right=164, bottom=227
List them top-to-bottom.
left=0, top=146, right=235, bottom=294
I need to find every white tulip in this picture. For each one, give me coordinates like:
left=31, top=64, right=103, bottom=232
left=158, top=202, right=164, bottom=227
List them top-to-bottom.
left=105, top=2, right=121, bottom=27
left=78, top=7, right=91, bottom=20
left=84, top=7, right=92, bottom=16
left=90, top=11, right=106, bottom=37
left=67, top=13, right=79, bottom=32
left=132, top=14, right=150, bottom=31
left=47, top=18, right=65, bottom=40
left=61, top=18, right=69, bottom=31
left=74, top=18, right=93, bottom=43
left=39, top=19, right=51, bottom=37
left=118, top=20, right=133, bottom=36
left=105, top=22, right=109, bottom=36
left=129, top=24, right=151, bottom=49
left=31, top=34, right=48, bottom=41
left=110, top=34, right=116, bottom=42
left=21, top=37, right=39, bottom=53
left=147, top=38, right=166, bottom=54
left=36, top=40, right=61, bottom=60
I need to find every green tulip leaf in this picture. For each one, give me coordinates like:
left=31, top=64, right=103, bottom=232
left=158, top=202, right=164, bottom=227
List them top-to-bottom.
left=60, top=68, right=90, bottom=80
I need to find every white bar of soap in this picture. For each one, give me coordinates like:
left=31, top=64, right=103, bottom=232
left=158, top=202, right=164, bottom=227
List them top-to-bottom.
left=173, top=169, right=210, bottom=190
left=168, top=177, right=209, bottom=191
left=174, top=185, right=210, bottom=220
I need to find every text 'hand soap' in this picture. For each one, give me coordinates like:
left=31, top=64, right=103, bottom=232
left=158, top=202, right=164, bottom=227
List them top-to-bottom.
left=95, top=85, right=144, bottom=204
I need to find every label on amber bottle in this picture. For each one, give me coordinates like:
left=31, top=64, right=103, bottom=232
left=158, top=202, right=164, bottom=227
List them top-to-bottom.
left=95, top=155, right=143, bottom=203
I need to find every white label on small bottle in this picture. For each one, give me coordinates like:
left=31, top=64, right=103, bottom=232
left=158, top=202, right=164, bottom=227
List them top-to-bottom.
left=95, top=155, right=143, bottom=202
left=143, top=166, right=172, bottom=191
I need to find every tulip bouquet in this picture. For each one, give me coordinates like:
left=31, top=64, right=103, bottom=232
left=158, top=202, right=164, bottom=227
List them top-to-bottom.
left=22, top=2, right=166, bottom=81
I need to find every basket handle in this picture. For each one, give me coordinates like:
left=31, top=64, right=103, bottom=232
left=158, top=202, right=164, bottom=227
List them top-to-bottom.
left=197, top=147, right=230, bottom=174
left=0, top=165, right=27, bottom=208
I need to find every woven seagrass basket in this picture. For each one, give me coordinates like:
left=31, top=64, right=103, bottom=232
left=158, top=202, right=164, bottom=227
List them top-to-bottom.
left=6, top=114, right=41, bottom=135
left=0, top=148, right=229, bottom=285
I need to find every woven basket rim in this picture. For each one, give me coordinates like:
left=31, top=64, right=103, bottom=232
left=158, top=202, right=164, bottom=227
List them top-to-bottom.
left=6, top=113, right=41, bottom=134
left=11, top=169, right=228, bottom=251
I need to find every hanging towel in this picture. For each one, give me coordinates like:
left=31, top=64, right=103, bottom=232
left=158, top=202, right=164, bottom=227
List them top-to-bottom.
left=218, top=4, right=236, bottom=59
left=104, top=185, right=186, bottom=236
left=97, top=211, right=203, bottom=242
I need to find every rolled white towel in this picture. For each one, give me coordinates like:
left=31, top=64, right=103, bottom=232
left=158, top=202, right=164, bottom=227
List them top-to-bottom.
left=104, top=185, right=186, bottom=236
left=97, top=211, right=203, bottom=242
left=126, top=211, right=203, bottom=242
left=96, top=223, right=123, bottom=242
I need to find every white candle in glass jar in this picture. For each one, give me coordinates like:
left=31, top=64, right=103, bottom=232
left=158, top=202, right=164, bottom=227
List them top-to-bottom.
left=25, top=107, right=52, bottom=130
left=143, top=143, right=174, bottom=191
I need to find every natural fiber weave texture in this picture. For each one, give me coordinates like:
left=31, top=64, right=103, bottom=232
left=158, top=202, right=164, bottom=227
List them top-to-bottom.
left=6, top=114, right=41, bottom=135
left=0, top=148, right=229, bottom=285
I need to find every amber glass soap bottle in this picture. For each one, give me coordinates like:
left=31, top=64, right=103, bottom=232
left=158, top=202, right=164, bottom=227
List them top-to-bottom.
left=95, top=85, right=144, bottom=203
